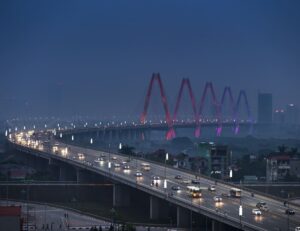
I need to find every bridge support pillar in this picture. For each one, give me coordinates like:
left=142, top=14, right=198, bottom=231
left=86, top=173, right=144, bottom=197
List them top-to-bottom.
left=59, top=165, right=76, bottom=181
left=76, top=169, right=90, bottom=183
left=113, top=184, right=131, bottom=207
left=149, top=196, right=169, bottom=221
left=176, top=206, right=191, bottom=228
left=211, top=220, right=224, bottom=231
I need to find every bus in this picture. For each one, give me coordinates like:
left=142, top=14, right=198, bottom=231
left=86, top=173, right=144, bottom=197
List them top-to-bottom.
left=141, top=163, right=151, bottom=171
left=187, top=186, right=202, bottom=198
left=230, top=188, right=242, bottom=198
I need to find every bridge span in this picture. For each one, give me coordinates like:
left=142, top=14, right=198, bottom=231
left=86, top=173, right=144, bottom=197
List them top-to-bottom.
left=6, top=130, right=300, bottom=231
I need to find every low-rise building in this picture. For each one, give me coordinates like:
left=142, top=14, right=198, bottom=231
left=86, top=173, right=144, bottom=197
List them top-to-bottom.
left=266, top=154, right=300, bottom=182
left=0, top=206, right=22, bottom=231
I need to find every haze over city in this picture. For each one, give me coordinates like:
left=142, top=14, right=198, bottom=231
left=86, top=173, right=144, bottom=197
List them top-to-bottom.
left=1, top=1, right=300, bottom=119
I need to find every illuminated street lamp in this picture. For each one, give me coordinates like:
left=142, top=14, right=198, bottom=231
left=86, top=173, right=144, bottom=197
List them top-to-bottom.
left=23, top=126, right=26, bottom=130
left=5, top=130, right=8, bottom=137
left=59, top=133, right=62, bottom=138
left=71, top=135, right=74, bottom=141
left=90, top=138, right=93, bottom=144
left=119, top=143, right=122, bottom=150
left=164, top=153, right=168, bottom=192
left=163, top=179, right=167, bottom=189
left=239, top=205, right=243, bottom=226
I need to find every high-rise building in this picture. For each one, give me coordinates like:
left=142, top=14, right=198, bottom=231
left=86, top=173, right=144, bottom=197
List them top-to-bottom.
left=258, top=93, right=273, bottom=123
left=285, top=104, right=299, bottom=124
left=273, top=109, right=285, bottom=124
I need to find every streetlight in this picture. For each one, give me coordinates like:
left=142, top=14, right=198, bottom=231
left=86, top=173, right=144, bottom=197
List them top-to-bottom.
left=5, top=130, right=8, bottom=137
left=71, top=135, right=74, bottom=141
left=90, top=138, right=93, bottom=144
left=119, top=143, right=122, bottom=150
left=164, top=153, right=169, bottom=192
left=163, top=179, right=167, bottom=189
left=239, top=181, right=243, bottom=228
left=287, top=193, right=290, bottom=231
left=239, top=204, right=243, bottom=226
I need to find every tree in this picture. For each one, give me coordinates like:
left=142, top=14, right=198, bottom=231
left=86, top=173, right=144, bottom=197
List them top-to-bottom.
left=119, top=145, right=135, bottom=156
left=278, top=145, right=287, bottom=153
left=290, top=147, right=298, bottom=154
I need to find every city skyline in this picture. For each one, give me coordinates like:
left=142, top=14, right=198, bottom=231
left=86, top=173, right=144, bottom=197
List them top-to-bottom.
left=1, top=1, right=300, bottom=119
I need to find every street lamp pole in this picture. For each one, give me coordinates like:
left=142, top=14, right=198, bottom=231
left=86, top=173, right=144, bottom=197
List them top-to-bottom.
left=108, top=143, right=111, bottom=175
left=164, top=153, right=168, bottom=193
left=239, top=180, right=243, bottom=228
left=287, top=193, right=290, bottom=231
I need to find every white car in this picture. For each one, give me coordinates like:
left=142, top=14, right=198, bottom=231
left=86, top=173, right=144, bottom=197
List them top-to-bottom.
left=112, top=156, right=117, bottom=160
left=113, top=163, right=121, bottom=168
left=123, top=165, right=130, bottom=170
left=135, top=172, right=143, bottom=177
left=152, top=176, right=160, bottom=181
left=182, top=179, right=190, bottom=184
left=209, top=185, right=216, bottom=192
left=171, top=186, right=181, bottom=191
left=213, top=196, right=222, bottom=202
left=252, top=208, right=262, bottom=216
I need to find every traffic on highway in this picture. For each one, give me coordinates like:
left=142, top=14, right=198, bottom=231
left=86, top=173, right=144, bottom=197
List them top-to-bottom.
left=9, top=130, right=300, bottom=231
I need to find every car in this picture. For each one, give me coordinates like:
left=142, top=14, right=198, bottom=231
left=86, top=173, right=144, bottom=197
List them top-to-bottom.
left=112, top=156, right=117, bottom=160
left=121, top=161, right=127, bottom=165
left=113, top=163, right=121, bottom=168
left=123, top=165, right=130, bottom=170
left=135, top=171, right=143, bottom=177
left=175, top=175, right=182, bottom=180
left=152, top=176, right=160, bottom=181
left=182, top=179, right=190, bottom=184
left=191, top=179, right=200, bottom=184
left=208, top=185, right=216, bottom=192
left=171, top=186, right=181, bottom=191
left=221, top=193, right=230, bottom=198
left=213, top=196, right=222, bottom=202
left=256, top=202, right=269, bottom=211
left=256, top=202, right=266, bottom=207
left=252, top=208, right=262, bottom=216
left=285, top=209, right=295, bottom=215
left=295, top=227, right=300, bottom=231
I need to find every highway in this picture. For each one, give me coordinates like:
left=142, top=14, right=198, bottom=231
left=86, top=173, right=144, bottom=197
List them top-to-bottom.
left=8, top=131, right=300, bottom=231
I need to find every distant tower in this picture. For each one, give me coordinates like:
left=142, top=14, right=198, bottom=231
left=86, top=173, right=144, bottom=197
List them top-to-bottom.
left=257, top=93, right=272, bottom=123
left=285, top=104, right=299, bottom=124
left=273, top=109, right=285, bottom=124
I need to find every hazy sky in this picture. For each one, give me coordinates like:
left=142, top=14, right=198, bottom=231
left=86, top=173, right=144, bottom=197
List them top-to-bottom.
left=0, top=1, right=300, bottom=120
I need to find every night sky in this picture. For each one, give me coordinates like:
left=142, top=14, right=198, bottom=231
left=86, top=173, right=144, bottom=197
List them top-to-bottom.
left=0, top=1, right=300, bottom=120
